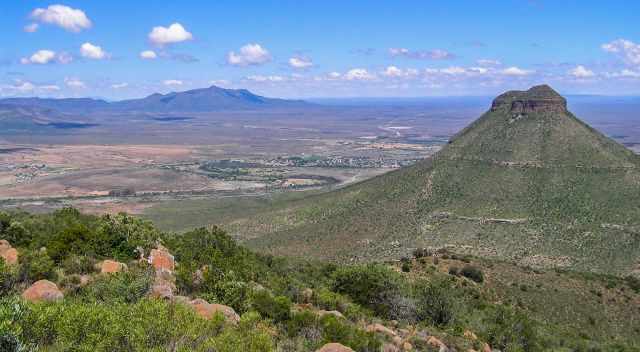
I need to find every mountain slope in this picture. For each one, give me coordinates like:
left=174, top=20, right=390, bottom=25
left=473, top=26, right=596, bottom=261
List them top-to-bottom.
left=227, top=85, right=640, bottom=275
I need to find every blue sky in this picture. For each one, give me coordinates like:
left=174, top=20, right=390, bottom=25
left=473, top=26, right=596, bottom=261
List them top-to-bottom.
left=1, top=1, right=640, bottom=99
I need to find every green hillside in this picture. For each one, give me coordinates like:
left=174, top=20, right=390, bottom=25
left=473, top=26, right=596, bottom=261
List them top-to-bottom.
left=224, top=85, right=640, bottom=275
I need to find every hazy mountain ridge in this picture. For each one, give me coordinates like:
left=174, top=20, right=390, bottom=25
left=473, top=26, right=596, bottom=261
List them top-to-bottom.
left=0, top=85, right=310, bottom=115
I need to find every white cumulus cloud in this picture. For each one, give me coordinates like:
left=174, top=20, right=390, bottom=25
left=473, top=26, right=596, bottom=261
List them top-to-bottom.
left=30, top=4, right=92, bottom=32
left=148, top=23, right=193, bottom=46
left=601, top=39, right=640, bottom=66
left=80, top=42, right=108, bottom=60
left=227, top=43, right=271, bottom=66
left=20, top=50, right=56, bottom=64
left=140, top=50, right=158, bottom=60
left=288, top=56, right=313, bottom=69
left=476, top=59, right=501, bottom=66
left=569, top=65, right=595, bottom=78
left=382, top=66, right=419, bottom=78
left=501, top=66, right=533, bottom=76
left=344, top=68, right=375, bottom=81
left=247, top=75, right=286, bottom=82
left=65, top=77, right=86, bottom=89
left=163, top=79, right=183, bottom=86
left=111, top=83, right=129, bottom=89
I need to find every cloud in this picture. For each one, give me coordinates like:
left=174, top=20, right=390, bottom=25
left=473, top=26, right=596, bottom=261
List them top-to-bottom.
left=30, top=5, right=92, bottom=32
left=24, top=23, right=39, bottom=33
left=148, top=23, right=193, bottom=46
left=601, top=39, right=640, bottom=66
left=80, top=42, right=108, bottom=60
left=227, top=43, right=271, bottom=66
left=389, top=47, right=455, bottom=60
left=20, top=50, right=73, bottom=65
left=140, top=50, right=158, bottom=60
left=288, top=56, right=313, bottom=69
left=476, top=59, right=501, bottom=66
left=568, top=65, right=595, bottom=78
left=382, top=66, right=419, bottom=78
left=440, top=66, right=467, bottom=75
left=501, top=66, right=533, bottom=76
left=344, top=68, right=376, bottom=81
left=606, top=69, right=640, bottom=79
left=246, top=75, right=286, bottom=83
left=64, top=77, right=86, bottom=89
left=163, top=79, right=183, bottom=86
left=209, top=79, right=231, bottom=86
left=0, top=80, right=61, bottom=95
left=111, top=83, right=128, bottom=89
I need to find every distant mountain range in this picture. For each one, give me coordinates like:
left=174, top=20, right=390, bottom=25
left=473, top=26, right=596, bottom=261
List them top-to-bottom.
left=0, top=85, right=310, bottom=115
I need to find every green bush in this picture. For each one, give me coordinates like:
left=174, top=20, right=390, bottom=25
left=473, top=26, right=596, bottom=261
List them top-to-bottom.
left=17, top=250, right=56, bottom=282
left=62, top=255, right=97, bottom=275
left=0, top=260, right=18, bottom=296
left=331, top=264, right=405, bottom=318
left=79, top=265, right=154, bottom=303
left=460, top=265, right=484, bottom=283
left=448, top=266, right=459, bottom=276
left=414, top=279, right=456, bottom=326
left=251, top=289, right=292, bottom=322
left=482, top=305, right=540, bottom=352
left=319, top=315, right=381, bottom=352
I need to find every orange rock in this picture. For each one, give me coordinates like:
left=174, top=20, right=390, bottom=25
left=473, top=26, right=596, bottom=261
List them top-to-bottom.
left=0, top=240, right=18, bottom=265
left=149, top=247, right=175, bottom=272
left=100, top=260, right=127, bottom=273
left=22, top=280, right=63, bottom=302
left=189, top=298, right=240, bottom=324
left=366, top=323, right=397, bottom=337
left=464, top=330, right=478, bottom=340
left=427, top=336, right=446, bottom=349
left=402, top=342, right=413, bottom=351
left=315, top=343, right=355, bottom=352
left=482, top=343, right=492, bottom=352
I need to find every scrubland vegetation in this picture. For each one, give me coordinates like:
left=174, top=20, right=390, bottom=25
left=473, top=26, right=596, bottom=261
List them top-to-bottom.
left=1, top=208, right=639, bottom=351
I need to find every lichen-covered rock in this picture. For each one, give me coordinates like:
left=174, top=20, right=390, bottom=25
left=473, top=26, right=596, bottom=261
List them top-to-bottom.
left=0, top=240, right=18, bottom=265
left=149, top=246, right=175, bottom=272
left=100, top=260, right=127, bottom=274
left=150, top=278, right=176, bottom=299
left=22, top=280, right=63, bottom=302
left=301, top=287, right=313, bottom=303
left=189, top=298, right=240, bottom=324
left=317, top=310, right=344, bottom=319
left=366, top=323, right=397, bottom=337
left=427, top=336, right=448, bottom=351
left=316, top=343, right=355, bottom=352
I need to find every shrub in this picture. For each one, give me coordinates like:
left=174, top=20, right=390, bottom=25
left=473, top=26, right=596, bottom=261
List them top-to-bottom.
left=17, top=250, right=56, bottom=283
left=62, top=255, right=96, bottom=275
left=0, top=260, right=18, bottom=296
left=401, top=262, right=411, bottom=273
left=331, top=264, right=405, bottom=318
left=79, top=265, right=154, bottom=303
left=460, top=265, right=484, bottom=283
left=448, top=266, right=459, bottom=276
left=413, top=279, right=456, bottom=326
left=251, top=290, right=292, bottom=322
left=482, top=305, right=540, bottom=352
left=205, top=311, right=274, bottom=352
left=319, top=315, right=381, bottom=352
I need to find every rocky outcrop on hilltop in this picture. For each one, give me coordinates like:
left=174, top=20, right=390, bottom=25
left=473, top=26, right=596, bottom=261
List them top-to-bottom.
left=0, top=239, right=18, bottom=265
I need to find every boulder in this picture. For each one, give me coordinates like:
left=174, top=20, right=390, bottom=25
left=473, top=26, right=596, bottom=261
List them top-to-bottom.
left=0, top=240, right=18, bottom=265
left=149, top=246, right=175, bottom=272
left=100, top=260, right=127, bottom=274
left=150, top=278, right=176, bottom=299
left=22, top=280, right=63, bottom=302
left=189, top=298, right=240, bottom=324
left=317, top=310, right=345, bottom=319
left=366, top=323, right=397, bottom=337
left=464, top=330, right=478, bottom=340
left=392, top=336, right=403, bottom=347
left=427, top=336, right=447, bottom=350
left=402, top=342, right=413, bottom=351
left=316, top=343, right=355, bottom=352
left=482, top=343, right=492, bottom=352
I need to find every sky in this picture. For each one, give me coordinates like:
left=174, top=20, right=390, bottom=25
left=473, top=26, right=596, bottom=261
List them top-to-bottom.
left=1, top=1, right=640, bottom=99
